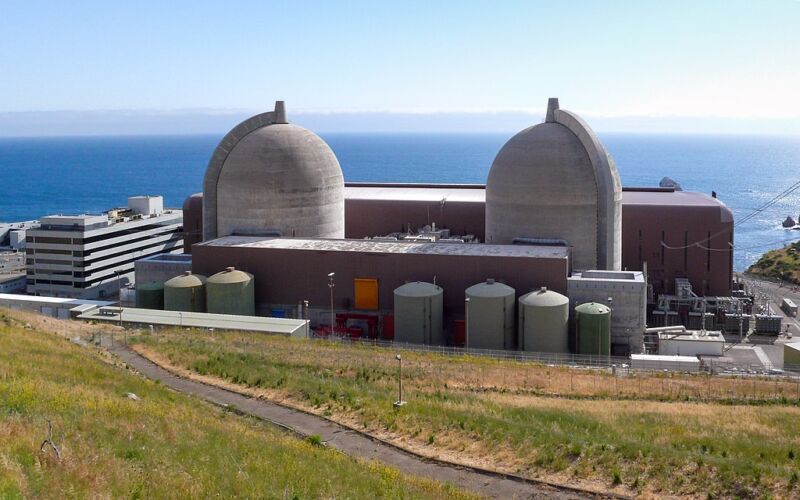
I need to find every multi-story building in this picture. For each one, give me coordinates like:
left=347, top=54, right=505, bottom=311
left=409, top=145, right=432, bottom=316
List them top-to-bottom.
left=26, top=196, right=183, bottom=299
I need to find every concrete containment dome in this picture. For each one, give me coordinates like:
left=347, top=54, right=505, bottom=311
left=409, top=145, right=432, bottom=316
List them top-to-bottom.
left=485, top=98, right=622, bottom=271
left=203, top=101, right=345, bottom=240
left=465, top=279, right=515, bottom=350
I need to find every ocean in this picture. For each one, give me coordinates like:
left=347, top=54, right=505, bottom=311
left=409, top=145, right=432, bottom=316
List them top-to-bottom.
left=0, top=133, right=798, bottom=271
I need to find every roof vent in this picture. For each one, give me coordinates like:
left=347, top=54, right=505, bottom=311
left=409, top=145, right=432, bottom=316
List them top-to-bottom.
left=226, top=266, right=235, bottom=272
left=486, top=278, right=495, bottom=285
left=540, top=286, right=548, bottom=293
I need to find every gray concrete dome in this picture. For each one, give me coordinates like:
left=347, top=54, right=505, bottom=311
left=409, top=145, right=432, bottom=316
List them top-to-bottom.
left=485, top=98, right=622, bottom=271
left=203, top=101, right=344, bottom=240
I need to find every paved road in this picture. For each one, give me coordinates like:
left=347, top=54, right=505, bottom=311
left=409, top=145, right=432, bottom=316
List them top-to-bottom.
left=107, top=341, right=607, bottom=500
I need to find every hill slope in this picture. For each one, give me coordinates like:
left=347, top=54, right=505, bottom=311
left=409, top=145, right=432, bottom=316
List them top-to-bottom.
left=747, top=240, right=800, bottom=284
left=0, top=310, right=468, bottom=499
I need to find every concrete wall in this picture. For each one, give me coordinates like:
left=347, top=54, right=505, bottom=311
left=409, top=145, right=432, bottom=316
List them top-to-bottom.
left=345, top=198, right=486, bottom=241
left=135, top=255, right=192, bottom=287
left=567, top=271, right=646, bottom=355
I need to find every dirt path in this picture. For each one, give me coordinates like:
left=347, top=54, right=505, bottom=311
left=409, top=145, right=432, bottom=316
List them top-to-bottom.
left=106, top=340, right=615, bottom=499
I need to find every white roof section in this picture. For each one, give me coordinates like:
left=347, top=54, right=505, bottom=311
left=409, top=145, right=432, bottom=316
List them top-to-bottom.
left=345, top=184, right=485, bottom=203
left=39, top=214, right=109, bottom=227
left=198, top=236, right=570, bottom=259
left=570, top=270, right=645, bottom=283
left=0, top=292, right=113, bottom=307
left=76, top=306, right=308, bottom=336
left=658, top=330, right=724, bottom=342
left=631, top=354, right=701, bottom=362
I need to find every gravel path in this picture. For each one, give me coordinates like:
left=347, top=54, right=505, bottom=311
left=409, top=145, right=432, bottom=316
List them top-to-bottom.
left=107, top=340, right=613, bottom=499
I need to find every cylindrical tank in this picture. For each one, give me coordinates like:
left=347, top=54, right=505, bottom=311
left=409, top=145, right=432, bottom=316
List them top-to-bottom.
left=206, top=267, right=255, bottom=316
left=163, top=271, right=207, bottom=312
left=465, top=279, right=515, bottom=350
left=135, top=281, right=164, bottom=310
left=393, top=282, right=443, bottom=345
left=518, top=287, right=569, bottom=353
left=575, top=302, right=612, bottom=356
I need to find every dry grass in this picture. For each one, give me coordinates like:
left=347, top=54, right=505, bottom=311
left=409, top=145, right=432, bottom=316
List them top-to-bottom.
left=0, top=309, right=474, bottom=499
left=126, top=327, right=800, bottom=499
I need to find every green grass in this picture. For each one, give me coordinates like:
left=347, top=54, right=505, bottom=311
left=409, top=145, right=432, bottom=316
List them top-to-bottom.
left=747, top=240, right=800, bottom=284
left=0, top=311, right=473, bottom=499
left=133, top=329, right=800, bottom=497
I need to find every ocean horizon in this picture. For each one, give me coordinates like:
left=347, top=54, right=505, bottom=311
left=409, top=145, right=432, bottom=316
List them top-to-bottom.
left=1, top=132, right=799, bottom=271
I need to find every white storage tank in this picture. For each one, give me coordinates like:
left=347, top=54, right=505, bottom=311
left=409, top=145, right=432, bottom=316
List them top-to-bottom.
left=465, top=279, right=515, bottom=350
left=393, top=281, right=443, bottom=345
left=518, top=287, right=569, bottom=353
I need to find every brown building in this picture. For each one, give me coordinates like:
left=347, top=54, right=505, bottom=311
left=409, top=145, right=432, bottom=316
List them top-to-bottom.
left=184, top=183, right=734, bottom=300
left=621, top=189, right=733, bottom=297
left=192, top=236, right=569, bottom=342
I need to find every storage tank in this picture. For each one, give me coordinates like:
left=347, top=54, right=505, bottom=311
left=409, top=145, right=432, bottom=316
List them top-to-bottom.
left=206, top=267, right=255, bottom=316
left=164, top=271, right=207, bottom=312
left=465, top=279, right=515, bottom=350
left=135, top=281, right=164, bottom=310
left=393, top=282, right=443, bottom=345
left=518, top=287, right=569, bottom=353
left=575, top=302, right=611, bottom=356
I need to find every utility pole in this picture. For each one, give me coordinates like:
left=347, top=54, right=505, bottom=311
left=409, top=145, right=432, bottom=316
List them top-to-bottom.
left=116, top=270, right=123, bottom=329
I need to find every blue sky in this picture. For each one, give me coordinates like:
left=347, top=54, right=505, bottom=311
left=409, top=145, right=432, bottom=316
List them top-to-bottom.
left=1, top=1, right=799, bottom=134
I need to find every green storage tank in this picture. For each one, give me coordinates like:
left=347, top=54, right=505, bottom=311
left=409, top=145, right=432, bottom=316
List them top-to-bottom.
left=206, top=267, right=255, bottom=316
left=164, top=271, right=207, bottom=312
left=135, top=281, right=164, bottom=310
left=575, top=302, right=611, bottom=356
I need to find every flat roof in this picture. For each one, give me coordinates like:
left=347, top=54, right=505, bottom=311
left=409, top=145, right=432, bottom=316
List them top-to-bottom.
left=343, top=183, right=729, bottom=209
left=345, top=183, right=485, bottom=203
left=621, top=190, right=728, bottom=208
left=198, top=236, right=570, bottom=259
left=570, top=270, right=645, bottom=282
left=0, top=293, right=114, bottom=306
left=77, top=306, right=308, bottom=335
left=631, top=354, right=701, bottom=363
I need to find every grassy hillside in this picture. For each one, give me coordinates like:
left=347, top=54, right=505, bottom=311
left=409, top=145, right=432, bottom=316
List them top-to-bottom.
left=747, top=240, right=800, bottom=284
left=0, top=310, right=471, bottom=499
left=132, top=328, right=800, bottom=498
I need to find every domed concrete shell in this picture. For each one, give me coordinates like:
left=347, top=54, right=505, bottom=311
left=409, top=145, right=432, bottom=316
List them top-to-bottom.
left=486, top=98, right=621, bottom=271
left=203, top=101, right=345, bottom=240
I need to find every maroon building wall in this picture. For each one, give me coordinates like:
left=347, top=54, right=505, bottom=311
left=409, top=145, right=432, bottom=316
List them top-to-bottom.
left=183, top=185, right=734, bottom=297
left=621, top=191, right=733, bottom=297
left=182, top=193, right=203, bottom=254
left=345, top=198, right=486, bottom=241
left=191, top=243, right=568, bottom=335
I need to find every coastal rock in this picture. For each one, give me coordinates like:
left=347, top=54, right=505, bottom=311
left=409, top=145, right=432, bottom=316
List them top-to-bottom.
left=659, top=177, right=682, bottom=191
left=783, top=216, right=796, bottom=228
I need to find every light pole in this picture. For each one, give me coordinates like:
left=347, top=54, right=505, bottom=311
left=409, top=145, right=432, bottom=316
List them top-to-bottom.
left=116, top=270, right=123, bottom=329
left=327, top=272, right=335, bottom=337
left=464, top=297, right=470, bottom=348
left=393, top=354, right=406, bottom=407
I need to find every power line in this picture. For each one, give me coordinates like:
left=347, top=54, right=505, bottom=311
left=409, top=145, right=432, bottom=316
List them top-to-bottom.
left=661, top=179, right=800, bottom=251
